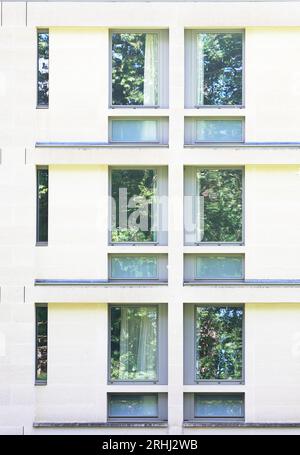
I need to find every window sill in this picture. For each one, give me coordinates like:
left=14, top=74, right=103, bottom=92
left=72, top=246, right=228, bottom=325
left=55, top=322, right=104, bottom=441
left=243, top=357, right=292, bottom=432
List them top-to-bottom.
left=35, top=142, right=169, bottom=148
left=184, top=142, right=300, bottom=148
left=36, top=242, right=48, bottom=247
left=34, top=279, right=168, bottom=286
left=184, top=279, right=300, bottom=286
left=35, top=381, right=47, bottom=386
left=33, top=421, right=168, bottom=428
left=183, top=421, right=300, bottom=428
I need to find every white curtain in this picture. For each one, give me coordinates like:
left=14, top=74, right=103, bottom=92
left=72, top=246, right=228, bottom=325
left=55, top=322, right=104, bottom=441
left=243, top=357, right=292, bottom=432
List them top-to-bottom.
left=196, top=33, right=205, bottom=106
left=144, top=34, right=159, bottom=106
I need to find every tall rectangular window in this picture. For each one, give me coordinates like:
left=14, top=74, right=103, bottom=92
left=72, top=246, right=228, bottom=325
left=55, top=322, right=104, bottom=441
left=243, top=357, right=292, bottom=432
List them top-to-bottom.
left=37, top=30, right=49, bottom=107
left=110, top=30, right=168, bottom=107
left=185, top=30, right=243, bottom=107
left=36, top=167, right=48, bottom=244
left=110, top=167, right=168, bottom=244
left=184, top=167, right=243, bottom=244
left=35, top=304, right=48, bottom=383
left=109, top=304, right=167, bottom=384
left=184, top=304, right=244, bottom=384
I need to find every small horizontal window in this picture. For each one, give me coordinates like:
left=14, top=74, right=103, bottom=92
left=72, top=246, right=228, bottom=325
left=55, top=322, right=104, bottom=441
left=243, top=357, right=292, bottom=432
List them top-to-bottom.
left=109, top=118, right=168, bottom=144
left=185, top=118, right=244, bottom=144
left=109, top=254, right=168, bottom=281
left=185, top=254, right=244, bottom=281
left=108, top=393, right=168, bottom=421
left=184, top=393, right=245, bottom=422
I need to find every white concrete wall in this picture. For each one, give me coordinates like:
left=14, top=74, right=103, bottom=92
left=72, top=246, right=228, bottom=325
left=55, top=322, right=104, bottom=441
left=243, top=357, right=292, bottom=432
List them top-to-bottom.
left=1, top=1, right=300, bottom=435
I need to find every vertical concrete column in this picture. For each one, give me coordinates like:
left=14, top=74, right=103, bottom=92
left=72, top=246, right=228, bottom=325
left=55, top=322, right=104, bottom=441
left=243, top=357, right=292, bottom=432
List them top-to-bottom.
left=167, top=25, right=185, bottom=434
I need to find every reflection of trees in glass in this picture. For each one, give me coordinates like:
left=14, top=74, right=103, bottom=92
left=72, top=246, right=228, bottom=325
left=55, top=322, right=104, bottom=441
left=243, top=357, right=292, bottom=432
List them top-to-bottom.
left=37, top=32, right=49, bottom=106
left=112, top=33, right=158, bottom=106
left=197, top=33, right=243, bottom=106
left=37, top=168, right=48, bottom=243
left=111, top=169, right=156, bottom=242
left=198, top=169, right=242, bottom=242
left=111, top=256, right=157, bottom=279
left=36, top=306, right=47, bottom=381
left=110, top=306, right=158, bottom=381
left=195, top=306, right=243, bottom=380
left=109, top=394, right=158, bottom=417
left=195, top=394, right=244, bottom=417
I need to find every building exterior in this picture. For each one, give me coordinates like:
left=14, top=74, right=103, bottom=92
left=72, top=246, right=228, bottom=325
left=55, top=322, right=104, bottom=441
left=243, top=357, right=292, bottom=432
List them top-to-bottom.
left=1, top=0, right=300, bottom=436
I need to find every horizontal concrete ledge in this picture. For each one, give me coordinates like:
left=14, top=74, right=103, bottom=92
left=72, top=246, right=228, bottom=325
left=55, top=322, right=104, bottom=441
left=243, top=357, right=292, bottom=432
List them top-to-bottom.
left=35, top=142, right=169, bottom=148
left=185, top=142, right=300, bottom=148
left=35, top=279, right=168, bottom=286
left=184, top=279, right=300, bottom=286
left=33, top=422, right=168, bottom=428
left=183, top=422, right=300, bottom=428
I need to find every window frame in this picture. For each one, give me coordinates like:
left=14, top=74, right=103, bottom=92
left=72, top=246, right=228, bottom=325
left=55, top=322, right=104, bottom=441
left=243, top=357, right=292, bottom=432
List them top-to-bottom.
left=36, top=28, right=49, bottom=109
left=109, top=29, right=169, bottom=108
left=185, top=29, right=245, bottom=109
left=108, top=117, right=169, bottom=145
left=185, top=117, right=245, bottom=145
left=36, top=166, right=49, bottom=246
left=108, top=166, right=168, bottom=246
left=184, top=166, right=245, bottom=245
left=108, top=254, right=168, bottom=282
left=184, top=254, right=245, bottom=283
left=35, top=303, right=48, bottom=385
left=108, top=303, right=168, bottom=384
left=184, top=303, right=245, bottom=385
left=107, top=393, right=168, bottom=422
left=184, top=393, right=245, bottom=422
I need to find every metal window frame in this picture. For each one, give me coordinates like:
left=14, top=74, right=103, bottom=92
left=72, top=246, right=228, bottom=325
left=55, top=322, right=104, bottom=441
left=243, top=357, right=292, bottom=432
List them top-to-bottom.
left=36, top=28, right=49, bottom=109
left=109, top=29, right=169, bottom=108
left=185, top=29, right=245, bottom=109
left=184, top=117, right=245, bottom=145
left=36, top=166, right=49, bottom=246
left=108, top=166, right=168, bottom=246
left=184, top=166, right=245, bottom=246
left=108, top=302, right=168, bottom=385
left=35, top=303, right=48, bottom=385
left=184, top=303, right=245, bottom=385
left=107, top=392, right=168, bottom=422
left=184, top=392, right=245, bottom=422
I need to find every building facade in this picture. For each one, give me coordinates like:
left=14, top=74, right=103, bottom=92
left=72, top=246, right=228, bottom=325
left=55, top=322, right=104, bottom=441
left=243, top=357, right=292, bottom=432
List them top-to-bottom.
left=1, top=0, right=300, bottom=435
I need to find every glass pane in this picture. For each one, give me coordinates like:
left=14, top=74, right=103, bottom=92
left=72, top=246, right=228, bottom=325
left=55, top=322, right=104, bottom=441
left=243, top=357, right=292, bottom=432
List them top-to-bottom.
left=37, top=31, right=49, bottom=106
left=196, top=32, right=243, bottom=106
left=112, top=33, right=159, bottom=106
left=196, top=119, right=243, bottom=142
left=112, top=120, right=158, bottom=142
left=37, top=168, right=48, bottom=243
left=197, top=168, right=243, bottom=242
left=111, top=169, right=156, bottom=242
left=196, top=255, right=243, bottom=280
left=111, top=256, right=158, bottom=279
left=36, top=306, right=47, bottom=381
left=110, top=306, right=158, bottom=381
left=195, top=306, right=243, bottom=380
left=109, top=394, right=158, bottom=418
left=195, top=394, right=244, bottom=418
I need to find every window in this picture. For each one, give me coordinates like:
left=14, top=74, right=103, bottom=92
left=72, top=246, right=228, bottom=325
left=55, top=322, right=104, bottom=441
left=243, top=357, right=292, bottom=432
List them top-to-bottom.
left=37, top=30, right=49, bottom=107
left=110, top=30, right=168, bottom=107
left=185, top=30, right=243, bottom=107
left=109, top=118, right=168, bottom=144
left=185, top=118, right=244, bottom=144
left=36, top=167, right=48, bottom=244
left=110, top=167, right=168, bottom=244
left=184, top=167, right=243, bottom=244
left=109, top=254, right=168, bottom=281
left=184, top=254, right=244, bottom=282
left=35, top=304, right=48, bottom=383
left=109, top=304, right=167, bottom=383
left=184, top=304, right=244, bottom=384
left=108, top=393, right=167, bottom=421
left=184, top=393, right=244, bottom=422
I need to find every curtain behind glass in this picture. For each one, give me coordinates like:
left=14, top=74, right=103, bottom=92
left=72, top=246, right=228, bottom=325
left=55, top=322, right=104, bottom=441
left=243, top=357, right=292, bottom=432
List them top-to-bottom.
left=144, top=34, right=159, bottom=106
left=111, top=306, right=158, bottom=381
